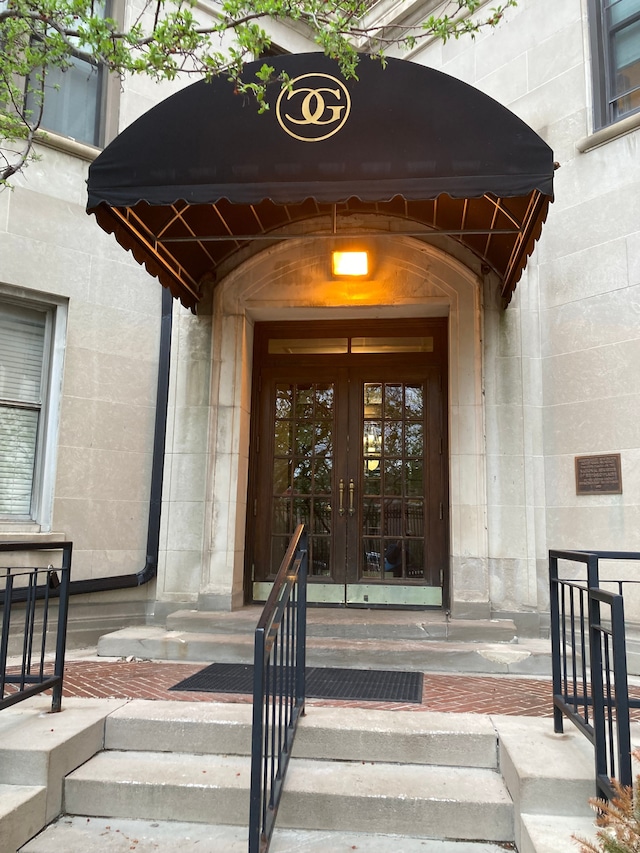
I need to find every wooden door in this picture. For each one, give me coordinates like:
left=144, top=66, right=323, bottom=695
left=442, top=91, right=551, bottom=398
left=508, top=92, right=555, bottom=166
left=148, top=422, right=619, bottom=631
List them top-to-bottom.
left=246, top=320, right=448, bottom=608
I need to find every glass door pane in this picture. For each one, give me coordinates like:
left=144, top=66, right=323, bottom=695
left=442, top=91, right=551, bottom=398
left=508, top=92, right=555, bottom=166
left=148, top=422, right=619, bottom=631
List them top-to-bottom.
left=269, top=381, right=335, bottom=578
left=361, top=382, right=426, bottom=582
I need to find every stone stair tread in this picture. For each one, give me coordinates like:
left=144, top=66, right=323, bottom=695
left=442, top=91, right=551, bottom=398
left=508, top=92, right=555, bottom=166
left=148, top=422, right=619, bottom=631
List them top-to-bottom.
left=165, top=608, right=519, bottom=643
left=97, top=625, right=550, bottom=674
left=0, top=696, right=128, bottom=785
left=104, top=698, right=253, bottom=754
left=104, top=700, right=499, bottom=767
left=291, top=705, right=499, bottom=766
left=494, top=716, right=594, bottom=817
left=66, top=748, right=507, bottom=802
left=64, top=749, right=513, bottom=839
left=67, top=749, right=251, bottom=791
left=65, top=751, right=251, bottom=824
left=285, top=757, right=509, bottom=802
left=278, top=760, right=512, bottom=840
left=0, top=783, right=48, bottom=853
left=0, top=783, right=47, bottom=816
left=520, top=813, right=597, bottom=853
left=19, top=815, right=516, bottom=852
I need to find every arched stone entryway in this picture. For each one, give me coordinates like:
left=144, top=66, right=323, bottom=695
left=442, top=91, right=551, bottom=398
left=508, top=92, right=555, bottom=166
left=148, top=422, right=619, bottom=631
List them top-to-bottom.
left=167, top=234, right=491, bottom=617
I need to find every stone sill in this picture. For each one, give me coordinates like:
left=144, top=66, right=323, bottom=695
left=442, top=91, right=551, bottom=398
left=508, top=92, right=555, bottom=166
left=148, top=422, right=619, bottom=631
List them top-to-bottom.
left=577, top=111, right=640, bottom=153
left=35, top=130, right=102, bottom=163
left=0, top=529, right=67, bottom=543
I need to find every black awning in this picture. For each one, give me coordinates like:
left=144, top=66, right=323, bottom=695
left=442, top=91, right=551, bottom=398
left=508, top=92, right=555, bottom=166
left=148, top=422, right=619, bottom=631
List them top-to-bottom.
left=87, top=53, right=554, bottom=310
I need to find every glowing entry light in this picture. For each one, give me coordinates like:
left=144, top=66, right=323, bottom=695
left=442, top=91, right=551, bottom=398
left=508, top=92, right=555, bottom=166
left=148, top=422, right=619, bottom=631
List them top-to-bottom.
left=331, top=251, right=369, bottom=277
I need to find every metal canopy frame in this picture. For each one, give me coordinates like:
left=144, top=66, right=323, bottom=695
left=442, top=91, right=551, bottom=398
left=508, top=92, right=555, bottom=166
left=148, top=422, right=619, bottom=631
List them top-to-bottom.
left=96, top=189, right=550, bottom=311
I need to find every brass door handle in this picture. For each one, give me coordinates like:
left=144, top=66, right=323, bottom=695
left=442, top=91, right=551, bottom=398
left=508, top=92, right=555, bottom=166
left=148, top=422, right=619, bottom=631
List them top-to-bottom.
left=339, top=478, right=345, bottom=516
left=349, top=478, right=355, bottom=516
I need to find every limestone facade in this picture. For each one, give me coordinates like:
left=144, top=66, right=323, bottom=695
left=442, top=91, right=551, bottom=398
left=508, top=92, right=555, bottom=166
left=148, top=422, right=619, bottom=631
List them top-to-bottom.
left=1, top=0, right=638, bottom=635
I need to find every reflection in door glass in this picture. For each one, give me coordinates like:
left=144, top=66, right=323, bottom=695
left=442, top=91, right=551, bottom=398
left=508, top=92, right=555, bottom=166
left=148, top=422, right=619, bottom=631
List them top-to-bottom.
left=361, top=382, right=426, bottom=582
left=271, top=383, right=334, bottom=577
left=384, top=384, right=403, bottom=418
left=275, top=385, right=293, bottom=418
left=405, top=385, right=424, bottom=416
left=384, top=421, right=403, bottom=456
left=273, top=458, right=291, bottom=494
left=313, top=458, right=332, bottom=492
left=384, top=458, right=402, bottom=492
left=405, top=459, right=423, bottom=496
left=293, top=460, right=312, bottom=493
left=272, top=497, right=290, bottom=535
left=311, top=536, right=331, bottom=576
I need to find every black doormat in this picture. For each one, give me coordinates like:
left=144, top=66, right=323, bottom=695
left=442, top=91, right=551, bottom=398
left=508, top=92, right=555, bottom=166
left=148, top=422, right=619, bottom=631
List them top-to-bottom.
left=170, top=663, right=423, bottom=703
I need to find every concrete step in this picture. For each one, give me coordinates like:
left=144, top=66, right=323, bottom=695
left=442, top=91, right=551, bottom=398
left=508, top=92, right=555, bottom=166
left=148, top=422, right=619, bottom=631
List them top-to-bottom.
left=166, top=607, right=520, bottom=643
left=97, top=624, right=551, bottom=674
left=0, top=696, right=129, bottom=851
left=6, top=699, right=598, bottom=853
left=104, top=700, right=499, bottom=768
left=493, top=715, right=595, bottom=852
left=496, top=716, right=594, bottom=817
left=63, top=749, right=513, bottom=841
left=64, top=750, right=250, bottom=823
left=279, top=757, right=513, bottom=840
left=0, top=784, right=47, bottom=853
left=520, top=814, right=598, bottom=853
left=19, top=815, right=517, bottom=853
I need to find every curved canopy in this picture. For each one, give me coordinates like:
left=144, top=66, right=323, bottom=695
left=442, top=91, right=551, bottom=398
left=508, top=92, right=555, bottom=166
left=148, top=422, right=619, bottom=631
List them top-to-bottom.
left=87, top=53, right=554, bottom=310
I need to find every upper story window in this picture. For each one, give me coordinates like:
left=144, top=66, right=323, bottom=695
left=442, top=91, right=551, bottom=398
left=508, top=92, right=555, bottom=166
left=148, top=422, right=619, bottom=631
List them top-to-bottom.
left=589, top=0, right=640, bottom=129
left=24, top=3, right=110, bottom=147
left=33, top=58, right=106, bottom=147
left=0, top=295, right=66, bottom=528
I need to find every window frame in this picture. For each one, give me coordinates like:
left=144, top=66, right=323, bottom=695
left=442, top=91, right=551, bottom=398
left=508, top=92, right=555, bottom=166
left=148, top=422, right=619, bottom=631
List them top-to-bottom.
left=23, top=0, right=121, bottom=149
left=589, top=0, right=640, bottom=130
left=29, top=58, right=108, bottom=148
left=0, top=288, right=67, bottom=531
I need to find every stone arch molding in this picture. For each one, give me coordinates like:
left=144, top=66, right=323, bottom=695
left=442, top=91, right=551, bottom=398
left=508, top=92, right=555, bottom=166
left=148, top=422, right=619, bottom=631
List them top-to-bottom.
left=218, top=235, right=473, bottom=317
left=199, top=236, right=489, bottom=614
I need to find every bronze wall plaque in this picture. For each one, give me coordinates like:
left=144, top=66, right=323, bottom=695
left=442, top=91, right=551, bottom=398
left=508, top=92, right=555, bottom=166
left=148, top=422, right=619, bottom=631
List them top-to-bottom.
left=575, top=454, right=622, bottom=495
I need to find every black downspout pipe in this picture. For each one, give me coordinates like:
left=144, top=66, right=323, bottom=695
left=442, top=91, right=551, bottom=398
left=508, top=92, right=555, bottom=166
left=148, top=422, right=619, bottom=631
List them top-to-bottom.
left=1, top=286, right=173, bottom=602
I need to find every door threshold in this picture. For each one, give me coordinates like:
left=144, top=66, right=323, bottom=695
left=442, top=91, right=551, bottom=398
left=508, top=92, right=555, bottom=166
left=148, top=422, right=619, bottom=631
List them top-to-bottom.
left=252, top=582, right=442, bottom=607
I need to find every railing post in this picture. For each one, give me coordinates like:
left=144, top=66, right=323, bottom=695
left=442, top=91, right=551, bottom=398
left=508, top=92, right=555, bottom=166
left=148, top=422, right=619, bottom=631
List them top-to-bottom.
left=295, top=528, right=308, bottom=711
left=52, top=544, right=72, bottom=713
left=549, top=551, right=563, bottom=733
left=0, top=572, right=13, bottom=700
left=588, top=574, right=607, bottom=798
left=610, top=594, right=632, bottom=789
left=249, top=625, right=266, bottom=853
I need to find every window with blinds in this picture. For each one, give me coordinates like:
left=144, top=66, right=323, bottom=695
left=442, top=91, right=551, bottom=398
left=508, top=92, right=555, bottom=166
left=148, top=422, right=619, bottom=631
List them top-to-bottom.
left=0, top=303, right=47, bottom=517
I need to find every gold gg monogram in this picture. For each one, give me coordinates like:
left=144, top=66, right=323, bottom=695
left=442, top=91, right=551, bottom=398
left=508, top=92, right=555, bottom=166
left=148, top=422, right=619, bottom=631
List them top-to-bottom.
left=276, top=73, right=351, bottom=142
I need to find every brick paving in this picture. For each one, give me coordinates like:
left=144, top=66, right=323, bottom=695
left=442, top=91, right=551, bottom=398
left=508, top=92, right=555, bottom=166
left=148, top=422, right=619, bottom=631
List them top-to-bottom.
left=10, top=658, right=640, bottom=716
left=16, top=659, right=558, bottom=715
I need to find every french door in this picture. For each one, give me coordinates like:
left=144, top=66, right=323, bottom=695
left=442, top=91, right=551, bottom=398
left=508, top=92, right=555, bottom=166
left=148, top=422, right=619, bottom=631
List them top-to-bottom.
left=246, top=320, right=448, bottom=607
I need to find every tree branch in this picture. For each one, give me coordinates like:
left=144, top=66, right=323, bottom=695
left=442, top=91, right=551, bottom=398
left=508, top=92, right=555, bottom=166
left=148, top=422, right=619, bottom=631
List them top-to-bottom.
left=1, top=0, right=518, bottom=187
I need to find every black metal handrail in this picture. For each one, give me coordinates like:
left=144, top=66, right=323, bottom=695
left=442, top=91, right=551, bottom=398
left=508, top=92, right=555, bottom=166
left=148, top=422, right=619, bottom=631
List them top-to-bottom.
left=249, top=524, right=308, bottom=853
left=0, top=541, right=72, bottom=713
left=550, top=549, right=640, bottom=799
